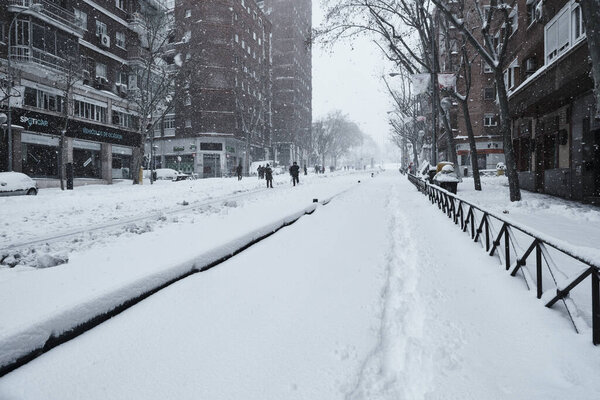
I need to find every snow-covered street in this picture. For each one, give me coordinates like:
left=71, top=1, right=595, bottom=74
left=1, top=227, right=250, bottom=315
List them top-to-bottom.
left=1, top=172, right=599, bottom=399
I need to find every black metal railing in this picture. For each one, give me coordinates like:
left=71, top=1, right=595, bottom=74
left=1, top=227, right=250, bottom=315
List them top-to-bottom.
left=407, top=173, right=600, bottom=345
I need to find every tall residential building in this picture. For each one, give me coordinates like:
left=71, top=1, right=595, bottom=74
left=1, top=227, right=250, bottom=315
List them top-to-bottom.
left=0, top=0, right=163, bottom=186
left=155, top=0, right=272, bottom=178
left=261, top=0, right=312, bottom=167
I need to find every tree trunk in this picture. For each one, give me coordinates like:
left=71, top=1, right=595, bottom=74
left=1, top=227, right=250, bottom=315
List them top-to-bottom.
left=580, top=0, right=600, bottom=119
left=495, top=69, right=521, bottom=201
left=461, top=99, right=482, bottom=191
left=440, top=107, right=460, bottom=178
left=59, top=133, right=65, bottom=191
left=411, top=140, right=419, bottom=169
left=132, top=146, right=143, bottom=184
left=322, top=154, right=325, bottom=173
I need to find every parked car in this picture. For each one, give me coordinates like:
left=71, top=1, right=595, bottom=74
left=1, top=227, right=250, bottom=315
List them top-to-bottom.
left=152, top=168, right=191, bottom=182
left=0, top=172, right=38, bottom=196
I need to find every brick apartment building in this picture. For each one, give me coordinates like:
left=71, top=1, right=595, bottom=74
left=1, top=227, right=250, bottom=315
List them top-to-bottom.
left=0, top=0, right=162, bottom=187
left=152, top=0, right=272, bottom=178
left=260, top=0, right=311, bottom=167
left=506, top=0, right=598, bottom=202
left=436, top=2, right=504, bottom=175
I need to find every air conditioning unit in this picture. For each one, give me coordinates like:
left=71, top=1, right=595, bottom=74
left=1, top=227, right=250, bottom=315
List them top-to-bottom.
left=534, top=1, right=543, bottom=22
left=100, top=34, right=111, bottom=48
left=525, top=57, right=537, bottom=72
left=96, top=76, right=108, bottom=85
left=119, top=85, right=128, bottom=96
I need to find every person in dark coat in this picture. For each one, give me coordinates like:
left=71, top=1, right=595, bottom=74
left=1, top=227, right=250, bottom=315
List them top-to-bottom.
left=289, top=161, right=300, bottom=186
left=236, top=163, right=243, bottom=180
left=265, top=163, right=273, bottom=188
left=303, top=164, right=307, bottom=175
left=257, top=165, right=263, bottom=179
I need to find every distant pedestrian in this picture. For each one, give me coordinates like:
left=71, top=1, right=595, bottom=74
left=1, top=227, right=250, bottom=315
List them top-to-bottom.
left=289, top=161, right=300, bottom=186
left=408, top=162, right=414, bottom=174
left=236, top=163, right=243, bottom=181
left=265, top=163, right=273, bottom=188
left=257, top=165, right=264, bottom=179
left=303, top=165, right=307, bottom=175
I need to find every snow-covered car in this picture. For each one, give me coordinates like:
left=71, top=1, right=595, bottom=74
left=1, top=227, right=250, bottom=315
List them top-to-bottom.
left=153, top=169, right=191, bottom=181
left=0, top=172, right=38, bottom=196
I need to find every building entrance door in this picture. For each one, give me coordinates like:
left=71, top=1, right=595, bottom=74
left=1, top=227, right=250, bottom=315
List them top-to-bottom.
left=582, top=117, right=600, bottom=198
left=203, top=153, right=221, bottom=178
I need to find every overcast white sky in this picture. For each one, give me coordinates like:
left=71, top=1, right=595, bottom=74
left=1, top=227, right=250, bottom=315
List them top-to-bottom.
left=311, top=1, right=396, bottom=150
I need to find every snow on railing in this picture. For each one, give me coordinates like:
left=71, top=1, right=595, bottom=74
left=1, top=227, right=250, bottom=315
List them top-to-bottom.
left=407, top=173, right=600, bottom=345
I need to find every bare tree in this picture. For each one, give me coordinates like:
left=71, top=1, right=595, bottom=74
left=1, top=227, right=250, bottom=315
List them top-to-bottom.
left=318, top=0, right=459, bottom=173
left=430, top=0, right=521, bottom=200
left=579, top=0, right=600, bottom=119
left=128, top=3, right=176, bottom=184
left=57, top=57, right=82, bottom=190
left=312, top=111, right=362, bottom=169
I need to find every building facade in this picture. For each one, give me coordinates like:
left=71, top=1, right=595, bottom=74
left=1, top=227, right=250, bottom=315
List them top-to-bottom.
left=0, top=0, right=162, bottom=187
left=152, top=0, right=272, bottom=178
left=260, top=0, right=311, bottom=167
left=506, top=0, right=598, bottom=202
left=436, top=1, right=504, bottom=175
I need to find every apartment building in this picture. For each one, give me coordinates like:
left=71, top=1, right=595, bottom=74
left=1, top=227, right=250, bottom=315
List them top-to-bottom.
left=0, top=0, right=162, bottom=187
left=155, top=0, right=272, bottom=178
left=260, top=0, right=311, bottom=167
left=506, top=0, right=597, bottom=201
left=436, top=1, right=504, bottom=175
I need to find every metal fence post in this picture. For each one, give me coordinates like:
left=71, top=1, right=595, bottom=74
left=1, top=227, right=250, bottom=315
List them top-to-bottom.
left=536, top=243, right=543, bottom=299
left=593, top=268, right=600, bottom=345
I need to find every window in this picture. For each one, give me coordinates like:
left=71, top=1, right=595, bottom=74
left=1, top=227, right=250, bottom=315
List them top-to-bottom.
left=116, top=0, right=125, bottom=10
left=545, top=0, right=585, bottom=64
left=572, top=4, right=585, bottom=41
left=509, top=6, right=518, bottom=35
left=74, top=9, right=87, bottom=30
left=185, top=9, right=191, bottom=18
left=96, top=21, right=107, bottom=36
left=183, top=30, right=191, bottom=43
left=116, top=31, right=125, bottom=48
left=234, top=33, right=239, bottom=43
left=242, top=40, right=245, bottom=49
left=96, top=62, right=107, bottom=79
left=483, top=62, right=493, bottom=73
left=117, top=71, right=128, bottom=87
left=23, top=87, right=64, bottom=113
left=484, top=87, right=496, bottom=100
left=185, top=95, right=191, bottom=106
left=74, top=100, right=108, bottom=123
left=112, top=110, right=134, bottom=128
left=484, top=114, right=498, bottom=127
left=163, top=116, right=175, bottom=129
left=185, top=119, right=192, bottom=128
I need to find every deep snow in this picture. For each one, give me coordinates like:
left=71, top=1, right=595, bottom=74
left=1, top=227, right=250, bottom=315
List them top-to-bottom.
left=1, top=172, right=599, bottom=399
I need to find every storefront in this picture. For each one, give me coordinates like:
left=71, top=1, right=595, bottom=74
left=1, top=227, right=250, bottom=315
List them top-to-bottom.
left=9, top=109, right=140, bottom=186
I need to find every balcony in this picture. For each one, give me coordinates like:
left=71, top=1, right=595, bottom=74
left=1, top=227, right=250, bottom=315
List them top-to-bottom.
left=7, top=0, right=84, bottom=36
left=9, top=45, right=75, bottom=74
left=127, top=46, right=150, bottom=65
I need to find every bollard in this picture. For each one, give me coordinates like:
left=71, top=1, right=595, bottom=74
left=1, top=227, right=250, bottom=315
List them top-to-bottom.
left=313, top=198, right=318, bottom=203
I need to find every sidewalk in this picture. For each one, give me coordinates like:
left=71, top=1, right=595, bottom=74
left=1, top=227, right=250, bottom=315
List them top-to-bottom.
left=1, top=173, right=599, bottom=399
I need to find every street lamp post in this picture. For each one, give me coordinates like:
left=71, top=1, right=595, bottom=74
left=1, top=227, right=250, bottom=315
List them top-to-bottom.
left=6, top=2, right=44, bottom=171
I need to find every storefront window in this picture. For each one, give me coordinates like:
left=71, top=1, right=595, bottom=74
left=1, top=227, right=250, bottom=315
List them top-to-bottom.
left=21, top=143, right=59, bottom=178
left=112, top=146, right=132, bottom=179
left=73, top=148, right=101, bottom=178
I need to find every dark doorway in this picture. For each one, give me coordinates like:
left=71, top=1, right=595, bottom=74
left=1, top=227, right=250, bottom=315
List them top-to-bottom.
left=582, top=117, right=600, bottom=198
left=203, top=153, right=221, bottom=178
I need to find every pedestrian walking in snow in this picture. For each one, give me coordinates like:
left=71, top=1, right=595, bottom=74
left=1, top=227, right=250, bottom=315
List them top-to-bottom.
left=289, top=161, right=300, bottom=186
left=236, top=164, right=243, bottom=181
left=265, top=164, right=273, bottom=188
left=257, top=165, right=264, bottom=179
left=303, top=165, right=307, bottom=175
